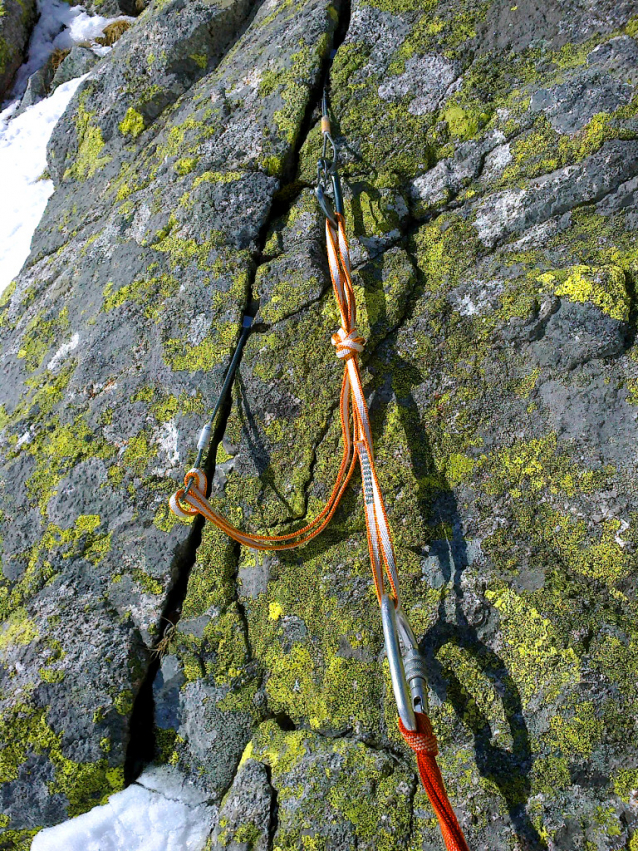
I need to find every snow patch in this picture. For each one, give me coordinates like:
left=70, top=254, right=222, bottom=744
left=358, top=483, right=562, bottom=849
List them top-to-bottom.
left=0, top=0, right=135, bottom=294
left=10, top=0, right=134, bottom=97
left=0, top=75, right=87, bottom=295
left=31, top=766, right=214, bottom=851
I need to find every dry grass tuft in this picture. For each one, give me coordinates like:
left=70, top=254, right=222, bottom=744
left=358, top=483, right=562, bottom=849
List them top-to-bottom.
left=96, top=20, right=133, bottom=47
left=50, top=48, right=70, bottom=73
left=150, top=619, right=178, bottom=660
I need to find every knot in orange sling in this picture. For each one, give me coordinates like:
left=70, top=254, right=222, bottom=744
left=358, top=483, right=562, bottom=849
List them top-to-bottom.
left=170, top=96, right=470, bottom=851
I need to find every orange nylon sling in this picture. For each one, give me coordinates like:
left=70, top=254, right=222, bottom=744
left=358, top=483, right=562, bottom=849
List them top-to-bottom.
left=170, top=100, right=470, bottom=851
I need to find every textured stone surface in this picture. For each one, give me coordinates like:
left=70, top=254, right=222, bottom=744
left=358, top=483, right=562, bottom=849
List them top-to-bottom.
left=0, top=0, right=37, bottom=100
left=2, top=0, right=638, bottom=849
left=50, top=46, right=101, bottom=91
left=209, top=757, right=273, bottom=850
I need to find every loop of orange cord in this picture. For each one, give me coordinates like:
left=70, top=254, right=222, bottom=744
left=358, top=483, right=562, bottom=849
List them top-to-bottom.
left=169, top=212, right=470, bottom=851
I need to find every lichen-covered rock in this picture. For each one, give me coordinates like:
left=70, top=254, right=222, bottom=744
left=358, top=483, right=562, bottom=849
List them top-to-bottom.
left=0, top=0, right=37, bottom=100
left=0, top=0, right=341, bottom=844
left=2, top=0, right=638, bottom=848
left=46, top=0, right=257, bottom=181
left=50, top=46, right=101, bottom=91
left=17, top=47, right=101, bottom=115
left=209, top=757, right=273, bottom=850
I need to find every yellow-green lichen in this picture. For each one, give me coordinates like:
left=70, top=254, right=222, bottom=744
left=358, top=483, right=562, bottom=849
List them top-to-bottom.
left=259, top=36, right=332, bottom=159
left=308, top=40, right=439, bottom=185
left=189, top=53, right=207, bottom=69
left=502, top=94, right=638, bottom=189
left=64, top=95, right=112, bottom=181
left=119, top=107, right=145, bottom=139
left=175, top=157, right=198, bottom=176
left=192, top=170, right=243, bottom=187
left=538, top=265, right=630, bottom=322
left=102, top=273, right=180, bottom=320
left=17, top=307, right=69, bottom=372
left=514, top=368, right=540, bottom=398
left=24, top=414, right=116, bottom=516
left=120, top=432, right=152, bottom=478
left=481, top=433, right=607, bottom=500
left=444, top=453, right=475, bottom=487
left=548, top=513, right=632, bottom=586
left=0, top=515, right=111, bottom=624
left=180, top=525, right=236, bottom=619
left=113, top=569, right=163, bottom=596
left=486, top=587, right=579, bottom=705
left=203, top=606, right=249, bottom=684
left=0, top=607, right=38, bottom=652
left=39, top=667, right=65, bottom=683
left=113, top=690, right=134, bottom=715
left=541, top=698, right=604, bottom=762
left=0, top=703, right=124, bottom=817
left=246, top=722, right=413, bottom=850
left=531, top=753, right=571, bottom=796
left=614, top=767, right=638, bottom=802
left=0, top=828, right=39, bottom=850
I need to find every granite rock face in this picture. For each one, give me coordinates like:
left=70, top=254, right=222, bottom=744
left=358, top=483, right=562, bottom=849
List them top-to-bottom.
left=0, top=0, right=37, bottom=100
left=2, top=0, right=638, bottom=849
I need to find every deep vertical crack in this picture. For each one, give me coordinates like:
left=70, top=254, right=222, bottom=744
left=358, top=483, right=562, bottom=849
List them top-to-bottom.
left=125, top=0, right=354, bottom=784
left=258, top=0, right=352, bottom=220
left=623, top=267, right=638, bottom=352
left=124, top=298, right=252, bottom=782
left=229, top=539, right=255, bottom=662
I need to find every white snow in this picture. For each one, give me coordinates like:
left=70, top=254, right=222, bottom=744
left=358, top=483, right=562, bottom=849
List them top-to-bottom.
left=0, top=0, right=135, bottom=295
left=10, top=0, right=134, bottom=97
left=0, top=75, right=86, bottom=295
left=31, top=766, right=215, bottom=851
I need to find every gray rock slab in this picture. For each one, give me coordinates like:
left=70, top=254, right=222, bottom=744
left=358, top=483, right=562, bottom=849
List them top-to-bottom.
left=0, top=0, right=37, bottom=100
left=0, top=0, right=341, bottom=836
left=51, top=46, right=100, bottom=91
left=530, top=71, right=633, bottom=135
left=473, top=140, right=638, bottom=247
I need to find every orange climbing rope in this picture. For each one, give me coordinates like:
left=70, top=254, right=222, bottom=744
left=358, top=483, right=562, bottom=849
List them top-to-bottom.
left=169, top=94, right=469, bottom=851
left=400, top=713, right=470, bottom=851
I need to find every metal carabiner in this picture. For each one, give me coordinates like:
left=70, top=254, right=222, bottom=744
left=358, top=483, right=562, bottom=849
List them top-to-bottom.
left=320, top=89, right=338, bottom=167
left=316, top=90, right=342, bottom=226
left=315, top=183, right=337, bottom=228
left=381, top=594, right=429, bottom=731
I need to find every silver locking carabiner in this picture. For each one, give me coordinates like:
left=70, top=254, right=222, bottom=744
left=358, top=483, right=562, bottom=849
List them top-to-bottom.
left=381, top=594, right=429, bottom=731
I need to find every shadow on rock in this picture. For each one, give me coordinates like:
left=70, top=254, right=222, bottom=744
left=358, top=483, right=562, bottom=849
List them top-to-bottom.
left=363, top=268, right=545, bottom=850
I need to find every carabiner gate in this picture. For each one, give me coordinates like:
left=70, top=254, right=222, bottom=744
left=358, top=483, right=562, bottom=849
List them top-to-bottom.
left=315, top=160, right=337, bottom=227
left=381, top=594, right=429, bottom=732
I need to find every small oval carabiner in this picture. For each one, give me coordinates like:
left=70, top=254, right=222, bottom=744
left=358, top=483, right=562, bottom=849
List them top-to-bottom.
left=315, top=183, right=337, bottom=228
